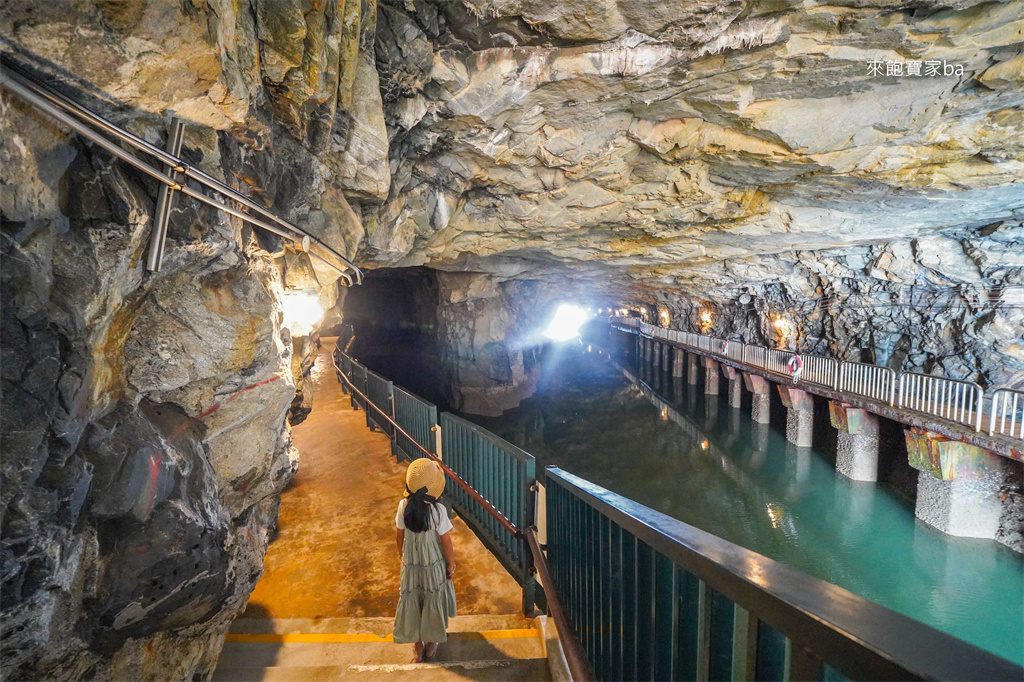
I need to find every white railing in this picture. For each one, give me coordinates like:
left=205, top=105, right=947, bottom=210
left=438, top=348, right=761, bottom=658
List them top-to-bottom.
left=610, top=321, right=1024, bottom=438
left=726, top=341, right=745, bottom=364
left=744, top=345, right=767, bottom=370
left=766, top=349, right=793, bottom=377
left=798, top=354, right=839, bottom=389
left=839, top=362, right=897, bottom=406
left=898, top=372, right=984, bottom=431
left=989, top=389, right=1024, bottom=439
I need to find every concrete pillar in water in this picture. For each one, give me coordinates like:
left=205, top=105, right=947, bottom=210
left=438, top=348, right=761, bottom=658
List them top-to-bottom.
left=652, top=341, right=661, bottom=368
left=661, top=343, right=669, bottom=370
left=672, top=348, right=685, bottom=378
left=687, top=352, right=700, bottom=385
left=704, top=357, right=720, bottom=395
left=722, top=365, right=743, bottom=408
left=743, top=373, right=772, bottom=424
left=672, top=376, right=685, bottom=405
left=778, top=385, right=814, bottom=447
left=705, top=395, right=719, bottom=427
left=829, top=402, right=879, bottom=482
left=749, top=422, right=769, bottom=469
left=906, top=429, right=1005, bottom=539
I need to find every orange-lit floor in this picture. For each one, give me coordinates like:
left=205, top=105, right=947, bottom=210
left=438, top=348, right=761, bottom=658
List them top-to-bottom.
left=242, top=340, right=523, bottom=621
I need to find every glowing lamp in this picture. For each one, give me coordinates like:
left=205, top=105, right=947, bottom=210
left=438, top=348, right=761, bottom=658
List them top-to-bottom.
left=283, top=289, right=324, bottom=337
left=544, top=304, right=589, bottom=342
left=700, top=310, right=713, bottom=325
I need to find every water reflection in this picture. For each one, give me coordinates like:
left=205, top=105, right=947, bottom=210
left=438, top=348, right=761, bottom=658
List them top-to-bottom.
left=475, top=343, right=1024, bottom=665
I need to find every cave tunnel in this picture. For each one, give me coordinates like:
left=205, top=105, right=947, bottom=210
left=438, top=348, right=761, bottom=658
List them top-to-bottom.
left=2, top=1, right=1023, bottom=680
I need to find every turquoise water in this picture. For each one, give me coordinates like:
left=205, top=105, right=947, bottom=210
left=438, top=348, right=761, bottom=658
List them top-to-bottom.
left=474, top=342, right=1024, bottom=665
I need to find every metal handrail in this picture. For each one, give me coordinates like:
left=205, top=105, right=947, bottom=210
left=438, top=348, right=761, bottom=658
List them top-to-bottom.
left=0, top=56, right=362, bottom=284
left=331, top=350, right=519, bottom=536
left=798, top=353, right=838, bottom=388
left=839, top=361, right=897, bottom=406
left=899, top=371, right=984, bottom=431
left=989, top=389, right=1024, bottom=439
left=546, top=467, right=1023, bottom=681
left=524, top=526, right=595, bottom=682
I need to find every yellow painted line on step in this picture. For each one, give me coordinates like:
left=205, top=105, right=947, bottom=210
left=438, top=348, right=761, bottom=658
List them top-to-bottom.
left=225, top=628, right=539, bottom=644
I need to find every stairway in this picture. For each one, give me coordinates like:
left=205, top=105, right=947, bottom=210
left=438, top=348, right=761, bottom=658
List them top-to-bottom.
left=211, top=614, right=555, bottom=681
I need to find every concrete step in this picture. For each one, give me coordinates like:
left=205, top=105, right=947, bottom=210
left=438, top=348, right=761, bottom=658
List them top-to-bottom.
left=227, top=614, right=537, bottom=636
left=212, top=615, right=553, bottom=682
left=216, top=630, right=544, bottom=668
left=211, top=657, right=552, bottom=681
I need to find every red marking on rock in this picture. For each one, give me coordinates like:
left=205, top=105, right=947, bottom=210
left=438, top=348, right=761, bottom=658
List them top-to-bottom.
left=166, top=375, right=285, bottom=444
left=144, top=451, right=163, bottom=515
left=242, top=479, right=249, bottom=495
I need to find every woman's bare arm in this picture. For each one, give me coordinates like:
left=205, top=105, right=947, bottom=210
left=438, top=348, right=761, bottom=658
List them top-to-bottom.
left=396, top=529, right=405, bottom=559
left=440, top=531, right=456, bottom=579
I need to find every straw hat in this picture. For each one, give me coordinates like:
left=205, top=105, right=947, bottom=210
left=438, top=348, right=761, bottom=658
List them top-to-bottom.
left=404, top=458, right=446, bottom=499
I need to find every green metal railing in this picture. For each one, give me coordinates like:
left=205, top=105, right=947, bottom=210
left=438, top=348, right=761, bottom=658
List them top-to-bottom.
left=348, top=360, right=368, bottom=412
left=365, top=369, right=395, bottom=437
left=392, top=386, right=438, bottom=462
left=441, top=412, right=537, bottom=610
left=545, top=467, right=1023, bottom=682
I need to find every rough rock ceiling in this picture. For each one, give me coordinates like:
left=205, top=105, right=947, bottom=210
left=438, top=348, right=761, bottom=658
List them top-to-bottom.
left=367, top=0, right=1024, bottom=300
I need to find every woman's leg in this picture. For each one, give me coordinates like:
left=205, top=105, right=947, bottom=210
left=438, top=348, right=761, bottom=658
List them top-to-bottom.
left=412, top=641, right=424, bottom=663
left=423, top=641, right=438, bottom=659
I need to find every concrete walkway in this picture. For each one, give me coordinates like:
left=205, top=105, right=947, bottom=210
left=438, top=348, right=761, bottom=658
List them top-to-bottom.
left=213, top=342, right=540, bottom=680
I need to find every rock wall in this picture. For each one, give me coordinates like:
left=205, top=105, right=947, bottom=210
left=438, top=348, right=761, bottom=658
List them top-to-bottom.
left=0, top=0, right=383, bottom=678
left=646, top=227, right=1024, bottom=387
left=435, top=273, right=541, bottom=416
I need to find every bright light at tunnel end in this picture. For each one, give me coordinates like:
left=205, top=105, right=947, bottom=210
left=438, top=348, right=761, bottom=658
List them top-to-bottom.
left=544, top=304, right=589, bottom=342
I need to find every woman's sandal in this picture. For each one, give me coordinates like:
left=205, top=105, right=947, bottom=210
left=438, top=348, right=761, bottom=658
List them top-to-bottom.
left=423, top=642, right=438, bottom=660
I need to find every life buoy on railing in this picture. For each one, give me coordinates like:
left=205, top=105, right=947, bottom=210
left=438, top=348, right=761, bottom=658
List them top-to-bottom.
left=722, top=341, right=729, bottom=355
left=788, top=354, right=803, bottom=382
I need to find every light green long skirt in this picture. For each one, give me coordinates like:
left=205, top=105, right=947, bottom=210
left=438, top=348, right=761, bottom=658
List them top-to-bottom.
left=393, top=530, right=457, bottom=644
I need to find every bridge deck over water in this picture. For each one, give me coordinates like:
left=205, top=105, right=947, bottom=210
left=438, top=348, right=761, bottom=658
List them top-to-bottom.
left=615, top=319, right=1023, bottom=461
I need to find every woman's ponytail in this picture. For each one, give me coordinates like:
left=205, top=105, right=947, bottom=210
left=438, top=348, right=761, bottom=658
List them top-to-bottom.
left=403, top=486, right=440, bottom=532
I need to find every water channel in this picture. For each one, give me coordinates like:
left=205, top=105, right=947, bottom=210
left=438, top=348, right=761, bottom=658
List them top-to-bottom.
left=460, top=336, right=1024, bottom=666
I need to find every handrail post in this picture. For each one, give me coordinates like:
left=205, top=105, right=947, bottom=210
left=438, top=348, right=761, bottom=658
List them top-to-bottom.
left=145, top=115, right=185, bottom=272
left=976, top=389, right=984, bottom=432
left=432, top=424, right=443, bottom=460
left=522, top=461, right=538, bottom=615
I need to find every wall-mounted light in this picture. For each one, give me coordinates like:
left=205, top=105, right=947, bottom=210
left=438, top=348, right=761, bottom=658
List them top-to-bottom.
left=283, top=289, right=324, bottom=337
left=659, top=308, right=670, bottom=326
left=700, top=310, right=713, bottom=325
left=772, top=316, right=794, bottom=346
